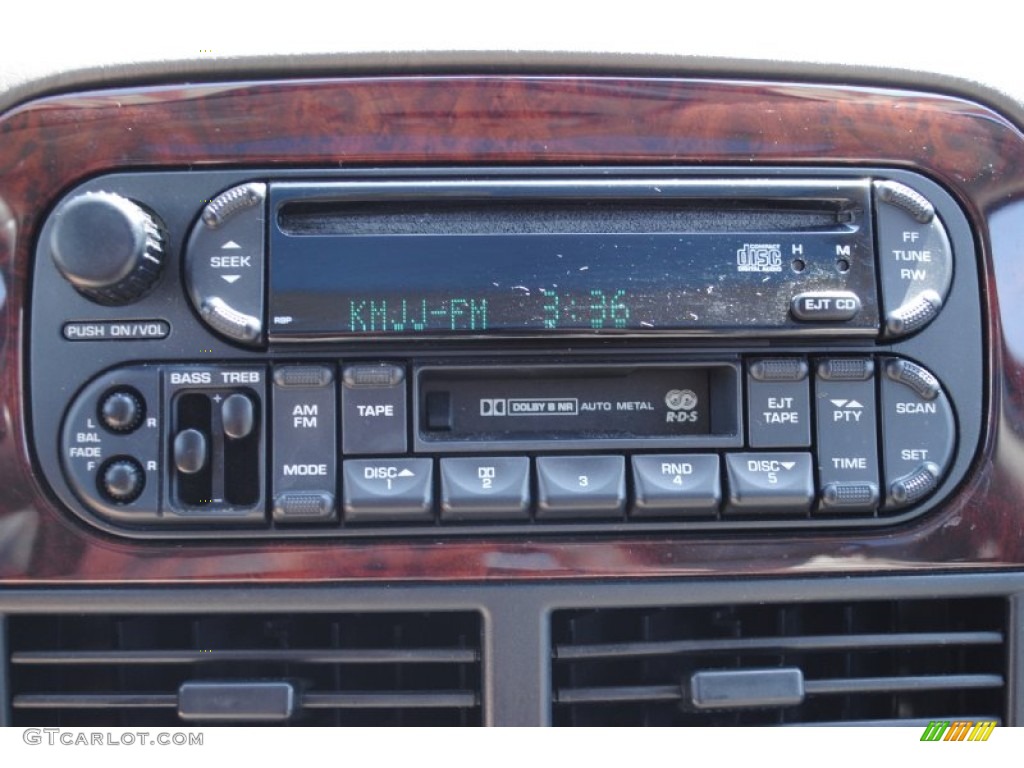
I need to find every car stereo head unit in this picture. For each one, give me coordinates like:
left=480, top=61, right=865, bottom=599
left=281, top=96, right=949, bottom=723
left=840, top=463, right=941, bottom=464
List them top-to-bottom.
left=27, top=167, right=982, bottom=539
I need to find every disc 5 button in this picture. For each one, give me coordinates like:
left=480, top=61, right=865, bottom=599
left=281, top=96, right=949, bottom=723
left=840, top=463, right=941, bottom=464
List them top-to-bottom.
left=724, top=453, right=814, bottom=514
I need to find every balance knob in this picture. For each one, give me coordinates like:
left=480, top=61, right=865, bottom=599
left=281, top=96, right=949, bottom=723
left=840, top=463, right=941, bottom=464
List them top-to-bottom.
left=50, top=192, right=165, bottom=305
left=99, top=389, right=145, bottom=433
left=100, top=458, right=145, bottom=503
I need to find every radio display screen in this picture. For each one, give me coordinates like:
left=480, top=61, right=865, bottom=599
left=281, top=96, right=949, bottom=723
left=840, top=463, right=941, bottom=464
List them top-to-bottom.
left=267, top=183, right=878, bottom=338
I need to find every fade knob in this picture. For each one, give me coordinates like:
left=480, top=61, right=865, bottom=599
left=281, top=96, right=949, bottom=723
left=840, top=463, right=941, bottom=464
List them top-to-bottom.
left=50, top=191, right=165, bottom=305
left=99, top=457, right=145, bottom=503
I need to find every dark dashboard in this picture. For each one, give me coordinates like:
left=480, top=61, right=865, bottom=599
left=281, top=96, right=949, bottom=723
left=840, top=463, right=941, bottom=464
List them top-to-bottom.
left=1, top=68, right=1023, bottom=727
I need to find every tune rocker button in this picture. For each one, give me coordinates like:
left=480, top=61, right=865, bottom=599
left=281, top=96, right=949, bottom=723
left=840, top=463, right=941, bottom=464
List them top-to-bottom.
left=874, top=180, right=953, bottom=337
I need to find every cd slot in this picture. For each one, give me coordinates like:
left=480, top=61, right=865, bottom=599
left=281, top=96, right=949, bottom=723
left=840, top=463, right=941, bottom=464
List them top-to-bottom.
left=278, top=199, right=847, bottom=236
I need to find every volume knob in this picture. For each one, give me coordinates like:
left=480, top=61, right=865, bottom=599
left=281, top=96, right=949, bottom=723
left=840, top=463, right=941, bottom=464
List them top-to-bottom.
left=50, top=192, right=165, bottom=305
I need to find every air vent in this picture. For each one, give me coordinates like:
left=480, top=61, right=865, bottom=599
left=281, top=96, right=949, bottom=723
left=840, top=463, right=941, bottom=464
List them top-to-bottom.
left=552, top=599, right=1006, bottom=726
left=7, top=612, right=481, bottom=726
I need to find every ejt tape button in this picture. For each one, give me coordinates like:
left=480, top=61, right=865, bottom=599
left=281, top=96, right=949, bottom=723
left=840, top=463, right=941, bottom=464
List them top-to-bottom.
left=747, top=359, right=810, bottom=448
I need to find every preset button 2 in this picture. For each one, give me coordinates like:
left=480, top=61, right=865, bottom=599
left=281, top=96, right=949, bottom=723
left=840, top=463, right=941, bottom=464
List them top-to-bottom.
left=440, top=457, right=530, bottom=521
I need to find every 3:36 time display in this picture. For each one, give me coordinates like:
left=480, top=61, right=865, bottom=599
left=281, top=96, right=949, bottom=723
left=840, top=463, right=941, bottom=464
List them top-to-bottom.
left=539, top=288, right=631, bottom=329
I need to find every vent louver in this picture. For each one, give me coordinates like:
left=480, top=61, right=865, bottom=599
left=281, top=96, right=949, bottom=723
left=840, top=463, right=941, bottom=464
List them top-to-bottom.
left=552, top=599, right=1006, bottom=726
left=7, top=612, right=481, bottom=726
